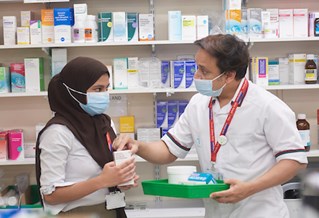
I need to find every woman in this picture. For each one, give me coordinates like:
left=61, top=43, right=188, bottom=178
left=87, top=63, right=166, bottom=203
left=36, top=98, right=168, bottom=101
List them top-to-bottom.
left=35, top=57, right=137, bottom=217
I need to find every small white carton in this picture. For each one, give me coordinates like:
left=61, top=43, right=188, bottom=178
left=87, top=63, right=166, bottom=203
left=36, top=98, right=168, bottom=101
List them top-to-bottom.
left=113, top=150, right=135, bottom=186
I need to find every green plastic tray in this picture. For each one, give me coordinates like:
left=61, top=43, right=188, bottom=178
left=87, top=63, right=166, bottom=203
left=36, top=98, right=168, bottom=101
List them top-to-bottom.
left=142, top=179, right=230, bottom=199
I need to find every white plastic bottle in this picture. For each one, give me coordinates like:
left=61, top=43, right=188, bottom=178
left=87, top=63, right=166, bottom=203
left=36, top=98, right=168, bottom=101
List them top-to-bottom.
left=72, top=15, right=86, bottom=43
left=85, top=15, right=98, bottom=43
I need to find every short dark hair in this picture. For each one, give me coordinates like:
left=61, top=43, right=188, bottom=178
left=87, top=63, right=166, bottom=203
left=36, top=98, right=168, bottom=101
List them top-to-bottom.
left=194, top=34, right=249, bottom=80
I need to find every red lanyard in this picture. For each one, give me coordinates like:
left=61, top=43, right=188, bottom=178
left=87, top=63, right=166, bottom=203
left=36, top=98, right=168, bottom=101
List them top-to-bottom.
left=209, top=79, right=249, bottom=163
left=106, top=132, right=113, bottom=153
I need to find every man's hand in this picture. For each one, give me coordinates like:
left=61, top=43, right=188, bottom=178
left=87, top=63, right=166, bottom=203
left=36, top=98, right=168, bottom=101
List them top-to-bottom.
left=113, top=133, right=139, bottom=154
left=210, top=179, right=253, bottom=203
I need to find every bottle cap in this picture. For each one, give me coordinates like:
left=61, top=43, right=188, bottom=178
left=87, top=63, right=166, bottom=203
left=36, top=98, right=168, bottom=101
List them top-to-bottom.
left=306, top=54, right=315, bottom=60
left=297, top=113, right=306, bottom=120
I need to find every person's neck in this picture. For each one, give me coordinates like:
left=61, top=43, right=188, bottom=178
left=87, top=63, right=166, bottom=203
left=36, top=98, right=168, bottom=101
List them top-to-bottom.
left=217, top=79, right=242, bottom=108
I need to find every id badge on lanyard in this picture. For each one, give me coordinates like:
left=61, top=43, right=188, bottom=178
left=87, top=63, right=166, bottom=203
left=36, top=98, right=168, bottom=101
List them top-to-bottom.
left=209, top=79, right=249, bottom=180
left=105, top=132, right=126, bottom=210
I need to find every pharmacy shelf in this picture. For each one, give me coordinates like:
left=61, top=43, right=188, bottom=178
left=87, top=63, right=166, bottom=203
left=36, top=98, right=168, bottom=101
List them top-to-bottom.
left=249, top=37, right=319, bottom=43
left=1, top=38, right=319, bottom=50
left=0, top=40, right=195, bottom=50
left=3, top=84, right=319, bottom=98
left=265, top=84, right=319, bottom=90
left=0, top=88, right=197, bottom=98
left=0, top=91, right=48, bottom=98
left=307, top=149, right=319, bottom=158
left=1, top=150, right=318, bottom=166
left=0, top=154, right=197, bottom=166
left=0, top=159, right=35, bottom=166
left=126, top=207, right=204, bottom=218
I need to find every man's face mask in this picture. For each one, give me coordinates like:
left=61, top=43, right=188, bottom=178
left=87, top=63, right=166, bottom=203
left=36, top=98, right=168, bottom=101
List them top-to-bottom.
left=194, top=73, right=226, bottom=97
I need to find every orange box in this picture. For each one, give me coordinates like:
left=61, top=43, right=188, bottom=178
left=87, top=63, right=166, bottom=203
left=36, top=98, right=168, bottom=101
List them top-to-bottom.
left=0, top=131, right=8, bottom=161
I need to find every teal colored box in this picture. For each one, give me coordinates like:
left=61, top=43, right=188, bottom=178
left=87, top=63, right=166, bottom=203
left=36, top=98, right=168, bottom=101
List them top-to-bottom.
left=98, top=12, right=113, bottom=42
left=127, top=12, right=138, bottom=42
left=0, top=67, right=10, bottom=93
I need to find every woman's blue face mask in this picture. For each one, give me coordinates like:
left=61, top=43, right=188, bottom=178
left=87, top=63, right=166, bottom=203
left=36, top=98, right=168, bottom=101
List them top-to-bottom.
left=194, top=73, right=226, bottom=97
left=63, top=83, right=110, bottom=116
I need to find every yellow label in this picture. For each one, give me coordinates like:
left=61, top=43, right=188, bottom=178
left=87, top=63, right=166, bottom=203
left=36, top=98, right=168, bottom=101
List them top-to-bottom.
left=228, top=10, right=241, bottom=22
left=119, top=116, right=135, bottom=133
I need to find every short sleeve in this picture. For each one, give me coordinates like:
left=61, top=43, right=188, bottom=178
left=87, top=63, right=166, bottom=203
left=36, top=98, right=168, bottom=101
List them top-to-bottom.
left=161, top=99, right=195, bottom=159
left=263, top=99, right=308, bottom=164
left=39, top=124, right=76, bottom=195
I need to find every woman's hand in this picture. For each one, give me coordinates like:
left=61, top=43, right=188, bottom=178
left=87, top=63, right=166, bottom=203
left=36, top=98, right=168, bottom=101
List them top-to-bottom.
left=96, top=157, right=137, bottom=188
left=118, top=175, right=140, bottom=191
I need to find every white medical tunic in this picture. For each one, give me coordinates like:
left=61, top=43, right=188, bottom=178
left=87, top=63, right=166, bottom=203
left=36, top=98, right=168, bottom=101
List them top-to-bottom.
left=162, top=79, right=308, bottom=218
left=39, top=123, right=116, bottom=215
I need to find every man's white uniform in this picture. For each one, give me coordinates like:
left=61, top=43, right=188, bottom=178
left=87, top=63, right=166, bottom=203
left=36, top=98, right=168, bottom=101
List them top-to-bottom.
left=162, top=79, right=308, bottom=218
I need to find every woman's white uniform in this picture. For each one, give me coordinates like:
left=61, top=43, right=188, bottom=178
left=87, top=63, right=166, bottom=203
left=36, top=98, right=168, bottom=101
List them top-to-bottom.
left=162, top=79, right=308, bottom=218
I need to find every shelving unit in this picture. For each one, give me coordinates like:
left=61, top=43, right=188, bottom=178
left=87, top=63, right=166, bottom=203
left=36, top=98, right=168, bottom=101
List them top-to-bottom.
left=1, top=149, right=318, bottom=166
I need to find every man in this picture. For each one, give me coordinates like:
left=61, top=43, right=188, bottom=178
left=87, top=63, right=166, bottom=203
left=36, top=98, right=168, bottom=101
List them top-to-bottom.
left=114, top=34, right=308, bottom=218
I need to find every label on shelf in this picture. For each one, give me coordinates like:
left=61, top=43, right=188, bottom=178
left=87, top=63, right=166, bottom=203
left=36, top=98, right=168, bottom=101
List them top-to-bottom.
left=24, top=0, right=69, bottom=3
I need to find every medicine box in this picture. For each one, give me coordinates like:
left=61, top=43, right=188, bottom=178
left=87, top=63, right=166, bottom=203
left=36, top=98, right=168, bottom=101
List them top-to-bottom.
left=73, top=3, right=87, bottom=18
left=54, top=8, right=74, bottom=43
left=247, top=8, right=262, bottom=38
left=41, top=9, right=54, bottom=44
left=265, top=9, right=279, bottom=38
left=279, top=9, right=293, bottom=38
left=293, top=9, right=308, bottom=38
left=225, top=10, right=242, bottom=35
left=21, top=11, right=32, bottom=27
left=168, top=11, right=182, bottom=41
left=98, top=12, right=113, bottom=42
left=113, top=12, right=127, bottom=42
left=127, top=12, right=138, bottom=42
left=138, top=13, right=154, bottom=41
left=182, top=15, right=196, bottom=41
left=196, top=15, right=209, bottom=39
left=3, top=16, right=17, bottom=45
left=30, top=20, right=42, bottom=44
left=17, top=27, right=30, bottom=45
left=51, top=48, right=67, bottom=77
left=288, top=54, right=306, bottom=84
left=127, top=57, right=139, bottom=89
left=250, top=57, right=268, bottom=87
left=24, top=58, right=44, bottom=92
left=113, top=58, right=128, bottom=89
left=161, top=60, right=170, bottom=88
left=170, top=60, right=185, bottom=89
left=185, top=60, right=196, bottom=88
left=268, top=60, right=280, bottom=85
left=10, top=63, right=25, bottom=93
left=0, top=67, right=10, bottom=93
left=168, top=100, right=179, bottom=128
left=156, top=101, right=168, bottom=129
left=119, top=116, right=135, bottom=133
left=137, top=128, right=161, bottom=142
left=8, top=129, right=24, bottom=160
left=0, top=132, right=8, bottom=161
left=113, top=150, right=134, bottom=186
